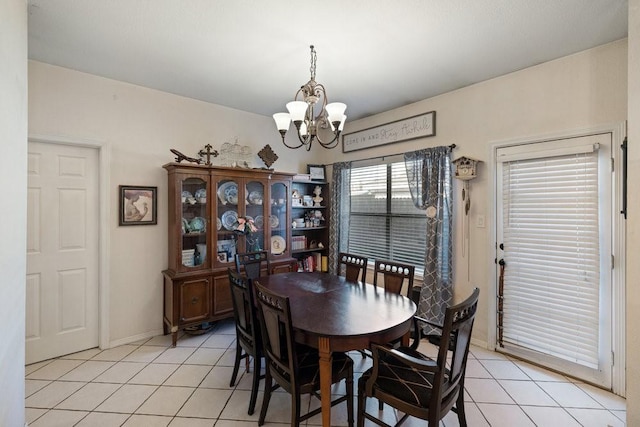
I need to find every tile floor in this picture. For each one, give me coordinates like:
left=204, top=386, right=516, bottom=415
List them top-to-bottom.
left=25, top=319, right=626, bottom=426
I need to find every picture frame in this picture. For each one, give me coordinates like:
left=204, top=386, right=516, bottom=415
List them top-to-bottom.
left=342, top=110, right=436, bottom=153
left=307, top=164, right=326, bottom=181
left=119, top=185, right=157, bottom=226
left=217, top=251, right=228, bottom=263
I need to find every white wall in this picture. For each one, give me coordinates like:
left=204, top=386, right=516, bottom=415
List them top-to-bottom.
left=626, top=0, right=639, bottom=423
left=0, top=1, right=27, bottom=426
left=320, top=39, right=628, bottom=345
left=28, top=61, right=313, bottom=345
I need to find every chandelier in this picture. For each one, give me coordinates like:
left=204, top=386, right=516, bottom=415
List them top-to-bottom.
left=273, top=45, right=347, bottom=151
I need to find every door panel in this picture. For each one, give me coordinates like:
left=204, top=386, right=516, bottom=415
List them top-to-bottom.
left=26, top=142, right=99, bottom=364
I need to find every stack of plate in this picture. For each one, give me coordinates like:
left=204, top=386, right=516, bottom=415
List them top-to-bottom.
left=182, top=249, right=195, bottom=267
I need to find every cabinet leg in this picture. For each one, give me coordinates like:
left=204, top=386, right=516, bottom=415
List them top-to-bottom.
left=172, top=331, right=178, bottom=347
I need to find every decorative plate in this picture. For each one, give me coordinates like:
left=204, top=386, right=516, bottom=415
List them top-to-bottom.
left=217, top=181, right=238, bottom=205
left=194, top=188, right=207, bottom=199
left=181, top=190, right=193, bottom=199
left=248, top=190, right=263, bottom=205
left=221, top=210, right=238, bottom=230
left=254, top=215, right=264, bottom=229
left=269, top=215, right=279, bottom=229
left=190, top=217, right=206, bottom=233
left=217, top=217, right=222, bottom=231
left=270, top=235, right=286, bottom=255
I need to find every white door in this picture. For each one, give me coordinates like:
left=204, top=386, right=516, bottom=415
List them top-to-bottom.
left=495, top=133, right=613, bottom=388
left=26, top=141, right=100, bottom=364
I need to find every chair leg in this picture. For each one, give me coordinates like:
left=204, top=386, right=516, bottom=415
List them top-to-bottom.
left=230, top=342, right=242, bottom=387
left=248, top=355, right=261, bottom=415
left=258, top=369, right=272, bottom=426
left=346, top=371, right=354, bottom=427
left=356, top=386, right=366, bottom=427
left=455, top=388, right=468, bottom=427
left=292, top=392, right=301, bottom=427
left=378, top=398, right=383, bottom=411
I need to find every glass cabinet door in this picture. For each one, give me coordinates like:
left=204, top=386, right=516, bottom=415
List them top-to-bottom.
left=181, top=177, right=208, bottom=269
left=215, top=178, right=239, bottom=266
left=244, top=180, right=266, bottom=253
left=269, top=181, right=289, bottom=258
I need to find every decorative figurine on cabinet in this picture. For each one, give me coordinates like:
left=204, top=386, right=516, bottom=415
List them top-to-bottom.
left=312, top=185, right=323, bottom=207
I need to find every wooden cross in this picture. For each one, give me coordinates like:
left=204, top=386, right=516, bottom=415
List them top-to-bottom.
left=198, top=144, right=219, bottom=166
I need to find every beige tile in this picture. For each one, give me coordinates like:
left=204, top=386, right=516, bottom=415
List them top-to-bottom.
left=213, top=320, right=237, bottom=335
left=176, top=332, right=211, bottom=347
left=202, top=333, right=236, bottom=349
left=144, top=334, right=175, bottom=347
left=91, top=345, right=138, bottom=361
left=123, top=345, right=166, bottom=363
left=469, top=346, right=509, bottom=360
left=61, top=347, right=102, bottom=360
left=154, top=347, right=196, bottom=364
left=184, top=347, right=226, bottom=365
left=215, top=348, right=238, bottom=366
left=25, top=359, right=54, bottom=375
left=26, top=359, right=84, bottom=380
left=465, top=359, right=492, bottom=378
left=479, top=359, right=529, bottom=380
left=512, top=359, right=569, bottom=382
left=59, top=360, right=115, bottom=381
left=94, top=361, right=147, bottom=383
left=129, top=363, right=179, bottom=385
left=164, top=364, right=211, bottom=387
left=200, top=366, right=237, bottom=389
left=464, top=378, right=515, bottom=404
left=25, top=379, right=51, bottom=397
left=498, top=379, right=558, bottom=406
left=25, top=381, right=85, bottom=408
left=537, top=381, right=602, bottom=408
left=56, top=382, right=121, bottom=411
left=576, top=382, right=626, bottom=410
left=95, top=384, right=158, bottom=413
left=136, top=386, right=195, bottom=416
left=177, top=388, right=233, bottom=418
left=221, top=388, right=293, bottom=423
left=307, top=393, right=353, bottom=426
left=441, top=401, right=490, bottom=427
left=476, top=403, right=535, bottom=427
left=521, top=406, right=581, bottom=426
left=25, top=407, right=47, bottom=424
left=565, top=407, right=626, bottom=426
left=29, top=409, right=89, bottom=426
left=611, top=409, right=626, bottom=423
left=75, top=411, right=130, bottom=426
left=121, top=414, right=172, bottom=426
left=168, top=417, right=216, bottom=427
left=214, top=421, right=288, bottom=427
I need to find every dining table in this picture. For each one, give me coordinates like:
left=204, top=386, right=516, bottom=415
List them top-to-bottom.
left=256, top=271, right=417, bottom=427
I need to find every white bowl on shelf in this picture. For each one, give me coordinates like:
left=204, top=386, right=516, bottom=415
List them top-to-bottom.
left=293, top=218, right=305, bottom=227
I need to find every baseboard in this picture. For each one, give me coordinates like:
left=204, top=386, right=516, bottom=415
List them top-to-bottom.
left=107, top=329, right=164, bottom=349
left=471, top=337, right=489, bottom=350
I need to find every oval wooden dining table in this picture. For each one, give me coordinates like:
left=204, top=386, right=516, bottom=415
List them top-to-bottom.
left=256, top=271, right=417, bottom=427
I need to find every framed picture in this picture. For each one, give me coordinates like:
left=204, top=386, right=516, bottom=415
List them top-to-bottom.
left=307, top=164, right=326, bottom=181
left=119, top=185, right=157, bottom=226
left=217, top=251, right=228, bottom=263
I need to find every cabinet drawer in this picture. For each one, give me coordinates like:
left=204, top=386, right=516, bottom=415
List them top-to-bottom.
left=179, top=278, right=212, bottom=323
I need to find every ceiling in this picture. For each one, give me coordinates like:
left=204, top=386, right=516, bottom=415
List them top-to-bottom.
left=27, top=0, right=628, bottom=122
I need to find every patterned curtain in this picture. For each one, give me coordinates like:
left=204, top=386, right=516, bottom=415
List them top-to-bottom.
left=404, top=147, right=453, bottom=331
left=328, top=162, right=351, bottom=274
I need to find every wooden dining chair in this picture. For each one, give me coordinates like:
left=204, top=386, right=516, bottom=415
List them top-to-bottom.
left=235, top=250, right=270, bottom=280
left=338, top=252, right=368, bottom=283
left=372, top=259, right=415, bottom=297
left=227, top=268, right=264, bottom=415
left=253, top=280, right=355, bottom=427
left=357, top=288, right=480, bottom=427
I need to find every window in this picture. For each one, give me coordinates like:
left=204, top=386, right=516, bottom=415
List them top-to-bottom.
left=347, top=161, right=427, bottom=273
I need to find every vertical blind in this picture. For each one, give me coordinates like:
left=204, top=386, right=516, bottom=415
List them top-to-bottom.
left=500, top=148, right=600, bottom=368
left=348, top=162, right=426, bottom=273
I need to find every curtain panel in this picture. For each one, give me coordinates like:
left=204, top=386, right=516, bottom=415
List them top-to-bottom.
left=404, top=147, right=453, bottom=331
left=328, top=162, right=351, bottom=274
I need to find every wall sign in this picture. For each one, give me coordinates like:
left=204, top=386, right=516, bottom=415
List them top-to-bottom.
left=342, top=111, right=436, bottom=153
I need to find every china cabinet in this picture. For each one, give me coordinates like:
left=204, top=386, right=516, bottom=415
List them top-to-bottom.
left=162, top=163, right=295, bottom=345
left=290, top=180, right=330, bottom=272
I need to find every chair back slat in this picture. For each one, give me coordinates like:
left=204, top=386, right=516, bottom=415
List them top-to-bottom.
left=235, top=250, right=270, bottom=280
left=338, top=252, right=368, bottom=283
left=372, top=260, right=415, bottom=297
left=228, top=268, right=260, bottom=349
left=253, top=280, right=297, bottom=387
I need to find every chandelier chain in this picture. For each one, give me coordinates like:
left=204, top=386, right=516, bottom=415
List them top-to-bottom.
left=309, top=45, right=317, bottom=81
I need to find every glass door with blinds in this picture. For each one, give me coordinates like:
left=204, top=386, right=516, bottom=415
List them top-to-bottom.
left=495, top=133, right=612, bottom=387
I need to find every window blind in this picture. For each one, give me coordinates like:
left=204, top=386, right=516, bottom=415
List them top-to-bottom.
left=500, top=150, right=600, bottom=369
left=348, top=162, right=426, bottom=273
